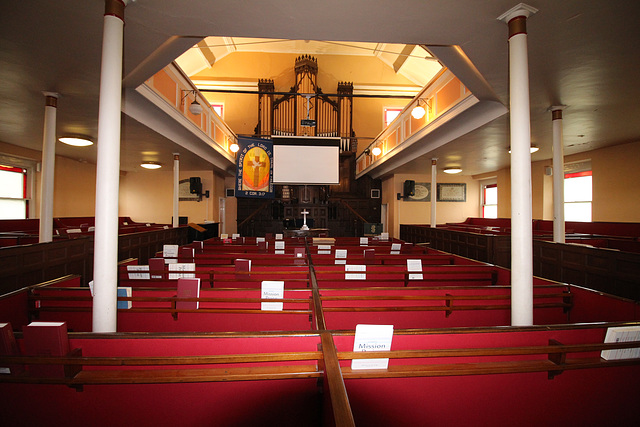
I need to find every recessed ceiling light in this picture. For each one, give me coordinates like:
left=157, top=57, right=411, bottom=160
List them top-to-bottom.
left=59, top=136, right=93, bottom=146
left=140, top=162, right=162, bottom=169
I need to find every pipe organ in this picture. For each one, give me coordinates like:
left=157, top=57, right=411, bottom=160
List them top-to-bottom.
left=256, top=56, right=355, bottom=152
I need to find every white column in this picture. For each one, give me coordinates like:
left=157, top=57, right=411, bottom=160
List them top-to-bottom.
left=92, top=0, right=127, bottom=333
left=499, top=3, right=538, bottom=326
left=39, top=92, right=59, bottom=243
left=550, top=106, right=566, bottom=243
left=173, top=153, right=180, bottom=227
left=430, top=158, right=437, bottom=228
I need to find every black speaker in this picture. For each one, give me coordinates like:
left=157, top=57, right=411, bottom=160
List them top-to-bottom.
left=189, top=177, right=202, bottom=195
left=404, top=180, right=415, bottom=197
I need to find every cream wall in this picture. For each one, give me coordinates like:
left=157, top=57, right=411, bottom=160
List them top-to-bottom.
left=120, top=169, right=228, bottom=225
left=384, top=172, right=480, bottom=238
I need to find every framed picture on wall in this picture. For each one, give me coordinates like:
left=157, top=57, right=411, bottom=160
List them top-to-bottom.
left=406, top=182, right=431, bottom=202
left=437, top=183, right=466, bottom=202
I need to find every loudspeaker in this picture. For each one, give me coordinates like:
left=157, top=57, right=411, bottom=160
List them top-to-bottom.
left=189, top=177, right=202, bottom=195
left=404, top=180, right=415, bottom=197
left=225, top=188, right=235, bottom=197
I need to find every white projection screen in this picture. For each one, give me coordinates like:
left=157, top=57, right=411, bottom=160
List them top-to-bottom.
left=272, top=136, right=340, bottom=185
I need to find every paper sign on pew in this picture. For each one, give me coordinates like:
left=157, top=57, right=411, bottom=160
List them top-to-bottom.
left=380, top=232, right=389, bottom=241
left=232, top=233, right=240, bottom=239
left=275, top=233, right=283, bottom=240
left=360, top=237, right=369, bottom=246
left=275, top=240, right=285, bottom=254
left=391, top=243, right=401, bottom=255
left=163, top=244, right=179, bottom=258
left=318, top=245, right=332, bottom=255
left=335, top=249, right=348, bottom=265
left=407, top=259, right=423, bottom=280
left=168, top=263, right=196, bottom=279
left=345, top=264, right=366, bottom=280
left=126, top=265, right=150, bottom=280
left=261, top=281, right=284, bottom=311
left=352, top=324, right=394, bottom=370
left=601, top=325, right=640, bottom=360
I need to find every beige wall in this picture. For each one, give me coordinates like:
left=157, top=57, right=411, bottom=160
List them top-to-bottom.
left=384, top=172, right=480, bottom=238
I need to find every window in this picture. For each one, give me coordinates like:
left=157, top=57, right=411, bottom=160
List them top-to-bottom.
left=211, top=104, right=224, bottom=118
left=384, top=108, right=402, bottom=128
left=0, top=165, right=28, bottom=219
left=564, top=170, right=592, bottom=222
left=481, top=183, right=498, bottom=219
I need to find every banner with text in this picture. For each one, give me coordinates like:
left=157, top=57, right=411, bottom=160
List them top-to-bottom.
left=236, top=137, right=274, bottom=199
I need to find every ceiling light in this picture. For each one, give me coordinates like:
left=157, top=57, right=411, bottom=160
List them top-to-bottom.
left=59, top=136, right=93, bottom=146
left=230, top=142, right=239, bottom=153
left=508, top=145, right=540, bottom=153
left=371, top=146, right=382, bottom=156
left=140, top=162, right=162, bottom=170
left=444, top=167, right=462, bottom=174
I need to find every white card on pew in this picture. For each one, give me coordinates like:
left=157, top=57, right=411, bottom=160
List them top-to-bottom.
left=163, top=225, right=169, bottom=229
left=88, top=226, right=95, bottom=232
left=380, top=232, right=389, bottom=241
left=220, top=233, right=229, bottom=239
left=232, top=233, right=240, bottom=239
left=275, top=233, right=283, bottom=240
left=256, top=237, right=265, bottom=243
left=360, top=237, right=369, bottom=246
left=275, top=240, right=285, bottom=250
left=391, top=243, right=401, bottom=251
left=163, top=244, right=179, bottom=258
left=318, top=245, right=332, bottom=255
left=335, top=249, right=347, bottom=259
left=275, top=250, right=285, bottom=255
left=165, top=258, right=177, bottom=264
left=335, top=259, right=346, bottom=265
left=407, top=259, right=423, bottom=280
left=168, top=263, right=196, bottom=279
left=345, top=264, right=366, bottom=280
left=127, top=265, right=150, bottom=280
left=88, top=280, right=94, bottom=297
left=261, top=281, right=284, bottom=311
left=351, top=324, right=394, bottom=370
left=601, top=326, right=640, bottom=360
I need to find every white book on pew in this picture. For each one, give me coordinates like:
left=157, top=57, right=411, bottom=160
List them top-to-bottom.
left=391, top=243, right=402, bottom=255
left=163, top=244, right=179, bottom=258
left=318, top=244, right=332, bottom=255
left=407, top=259, right=423, bottom=280
left=168, top=263, right=196, bottom=279
left=345, top=264, right=366, bottom=280
left=126, top=265, right=150, bottom=280
left=261, top=281, right=284, bottom=311
left=351, top=324, right=394, bottom=370
left=601, top=325, right=640, bottom=360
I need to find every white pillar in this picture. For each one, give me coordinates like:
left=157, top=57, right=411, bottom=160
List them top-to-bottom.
left=92, top=0, right=127, bottom=333
left=499, top=3, right=538, bottom=326
left=39, top=92, right=59, bottom=243
left=550, top=106, right=566, bottom=243
left=173, top=153, right=180, bottom=227
left=430, top=158, right=437, bottom=228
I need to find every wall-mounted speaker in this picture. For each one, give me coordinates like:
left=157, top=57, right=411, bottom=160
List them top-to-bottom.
left=189, top=177, right=202, bottom=195
left=403, top=180, right=415, bottom=197
left=225, top=188, right=235, bottom=197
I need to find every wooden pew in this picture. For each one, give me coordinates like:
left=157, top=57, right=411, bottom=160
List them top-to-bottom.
left=319, top=285, right=573, bottom=329
left=29, top=287, right=315, bottom=333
